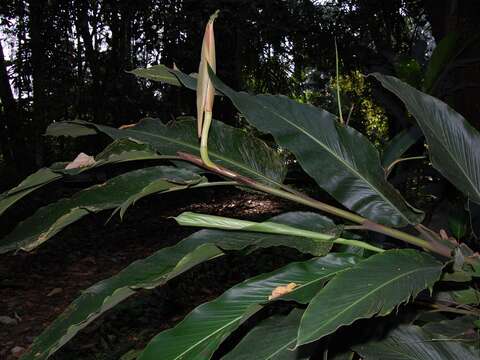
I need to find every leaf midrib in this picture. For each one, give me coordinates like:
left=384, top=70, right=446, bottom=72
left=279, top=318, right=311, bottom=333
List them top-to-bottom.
left=380, top=77, right=480, bottom=201
left=250, top=95, right=411, bottom=224
left=120, top=125, right=283, bottom=188
left=168, top=266, right=351, bottom=359
left=265, top=337, right=296, bottom=359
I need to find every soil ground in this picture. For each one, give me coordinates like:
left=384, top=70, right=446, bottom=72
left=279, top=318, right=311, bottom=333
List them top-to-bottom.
left=0, top=187, right=310, bottom=359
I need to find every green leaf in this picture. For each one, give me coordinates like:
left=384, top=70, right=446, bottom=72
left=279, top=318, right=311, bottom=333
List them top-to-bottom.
left=423, top=33, right=461, bottom=93
left=128, top=64, right=196, bottom=89
left=133, top=65, right=423, bottom=226
left=206, top=70, right=422, bottom=227
left=372, top=73, right=480, bottom=204
left=46, top=117, right=286, bottom=188
left=45, top=120, right=98, bottom=137
left=382, top=126, right=423, bottom=169
left=59, top=138, right=166, bottom=175
left=0, top=139, right=165, bottom=217
left=0, top=166, right=205, bottom=253
left=0, top=168, right=61, bottom=217
left=448, top=206, right=468, bottom=240
left=175, top=211, right=387, bottom=254
left=176, top=211, right=336, bottom=241
left=177, top=211, right=337, bottom=257
left=205, top=212, right=343, bottom=258
left=20, top=213, right=354, bottom=360
left=297, top=249, right=443, bottom=345
left=139, top=254, right=359, bottom=360
left=434, top=288, right=480, bottom=305
left=222, top=309, right=309, bottom=360
left=422, top=315, right=479, bottom=344
left=353, top=324, right=479, bottom=359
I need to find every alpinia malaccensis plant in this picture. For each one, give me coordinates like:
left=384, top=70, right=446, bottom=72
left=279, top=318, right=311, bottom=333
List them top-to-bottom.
left=1, top=11, right=479, bottom=360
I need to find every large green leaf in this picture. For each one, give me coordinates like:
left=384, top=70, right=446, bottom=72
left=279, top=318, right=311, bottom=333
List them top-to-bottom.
left=423, top=33, right=461, bottom=94
left=129, top=64, right=184, bottom=86
left=126, top=65, right=423, bottom=226
left=202, top=71, right=422, bottom=227
left=372, top=73, right=480, bottom=204
left=46, top=117, right=286, bottom=188
left=381, top=126, right=423, bottom=169
left=56, top=138, right=166, bottom=175
left=0, top=139, right=165, bottom=217
left=0, top=166, right=205, bottom=253
left=0, top=168, right=61, bottom=217
left=174, top=211, right=386, bottom=254
left=175, top=211, right=337, bottom=241
left=177, top=211, right=341, bottom=257
left=20, top=212, right=346, bottom=360
left=297, top=249, right=443, bottom=345
left=139, top=254, right=359, bottom=360
left=434, top=288, right=480, bottom=305
left=222, top=309, right=308, bottom=360
left=422, top=316, right=480, bottom=347
left=353, top=324, right=479, bottom=359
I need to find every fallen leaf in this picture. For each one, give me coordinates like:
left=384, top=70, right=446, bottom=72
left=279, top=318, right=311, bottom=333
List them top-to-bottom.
left=119, top=123, right=137, bottom=129
left=65, top=152, right=96, bottom=170
left=439, top=229, right=449, bottom=240
left=268, top=282, right=297, bottom=300
left=47, top=288, right=63, bottom=297
left=0, top=315, right=17, bottom=325
left=11, top=346, right=25, bottom=358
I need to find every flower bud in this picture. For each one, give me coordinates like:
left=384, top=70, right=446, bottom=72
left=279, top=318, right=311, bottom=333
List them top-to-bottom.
left=197, top=10, right=219, bottom=137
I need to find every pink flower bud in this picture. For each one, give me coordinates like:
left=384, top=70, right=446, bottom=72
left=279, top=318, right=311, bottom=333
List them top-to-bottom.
left=197, top=10, right=219, bottom=137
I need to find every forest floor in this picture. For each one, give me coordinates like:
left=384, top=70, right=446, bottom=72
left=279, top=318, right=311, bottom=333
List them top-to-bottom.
left=0, top=187, right=311, bottom=359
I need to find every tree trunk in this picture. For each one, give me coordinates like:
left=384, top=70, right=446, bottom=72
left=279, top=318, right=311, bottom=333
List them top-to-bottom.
left=29, top=0, right=49, bottom=168
left=75, top=0, right=104, bottom=123
left=0, top=39, right=30, bottom=177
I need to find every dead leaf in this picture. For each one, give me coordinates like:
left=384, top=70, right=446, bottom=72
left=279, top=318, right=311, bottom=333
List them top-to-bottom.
left=119, top=123, right=137, bottom=129
left=65, top=152, right=96, bottom=170
left=439, top=229, right=449, bottom=240
left=268, top=282, right=297, bottom=300
left=47, top=288, right=63, bottom=297
left=0, top=315, right=17, bottom=325
left=11, top=346, right=25, bottom=358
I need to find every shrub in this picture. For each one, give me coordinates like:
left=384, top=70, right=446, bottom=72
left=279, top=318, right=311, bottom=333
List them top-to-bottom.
left=2, top=13, right=479, bottom=360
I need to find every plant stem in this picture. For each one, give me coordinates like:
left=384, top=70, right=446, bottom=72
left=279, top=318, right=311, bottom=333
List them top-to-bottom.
left=335, top=39, right=344, bottom=125
left=200, top=111, right=217, bottom=169
left=177, top=152, right=452, bottom=257
left=386, top=155, right=427, bottom=176
left=191, top=181, right=238, bottom=189
left=333, top=238, right=384, bottom=253
left=416, top=300, right=480, bottom=316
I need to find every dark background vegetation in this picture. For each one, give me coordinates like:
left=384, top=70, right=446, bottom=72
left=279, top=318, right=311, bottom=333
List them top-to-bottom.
left=1, top=0, right=480, bottom=187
